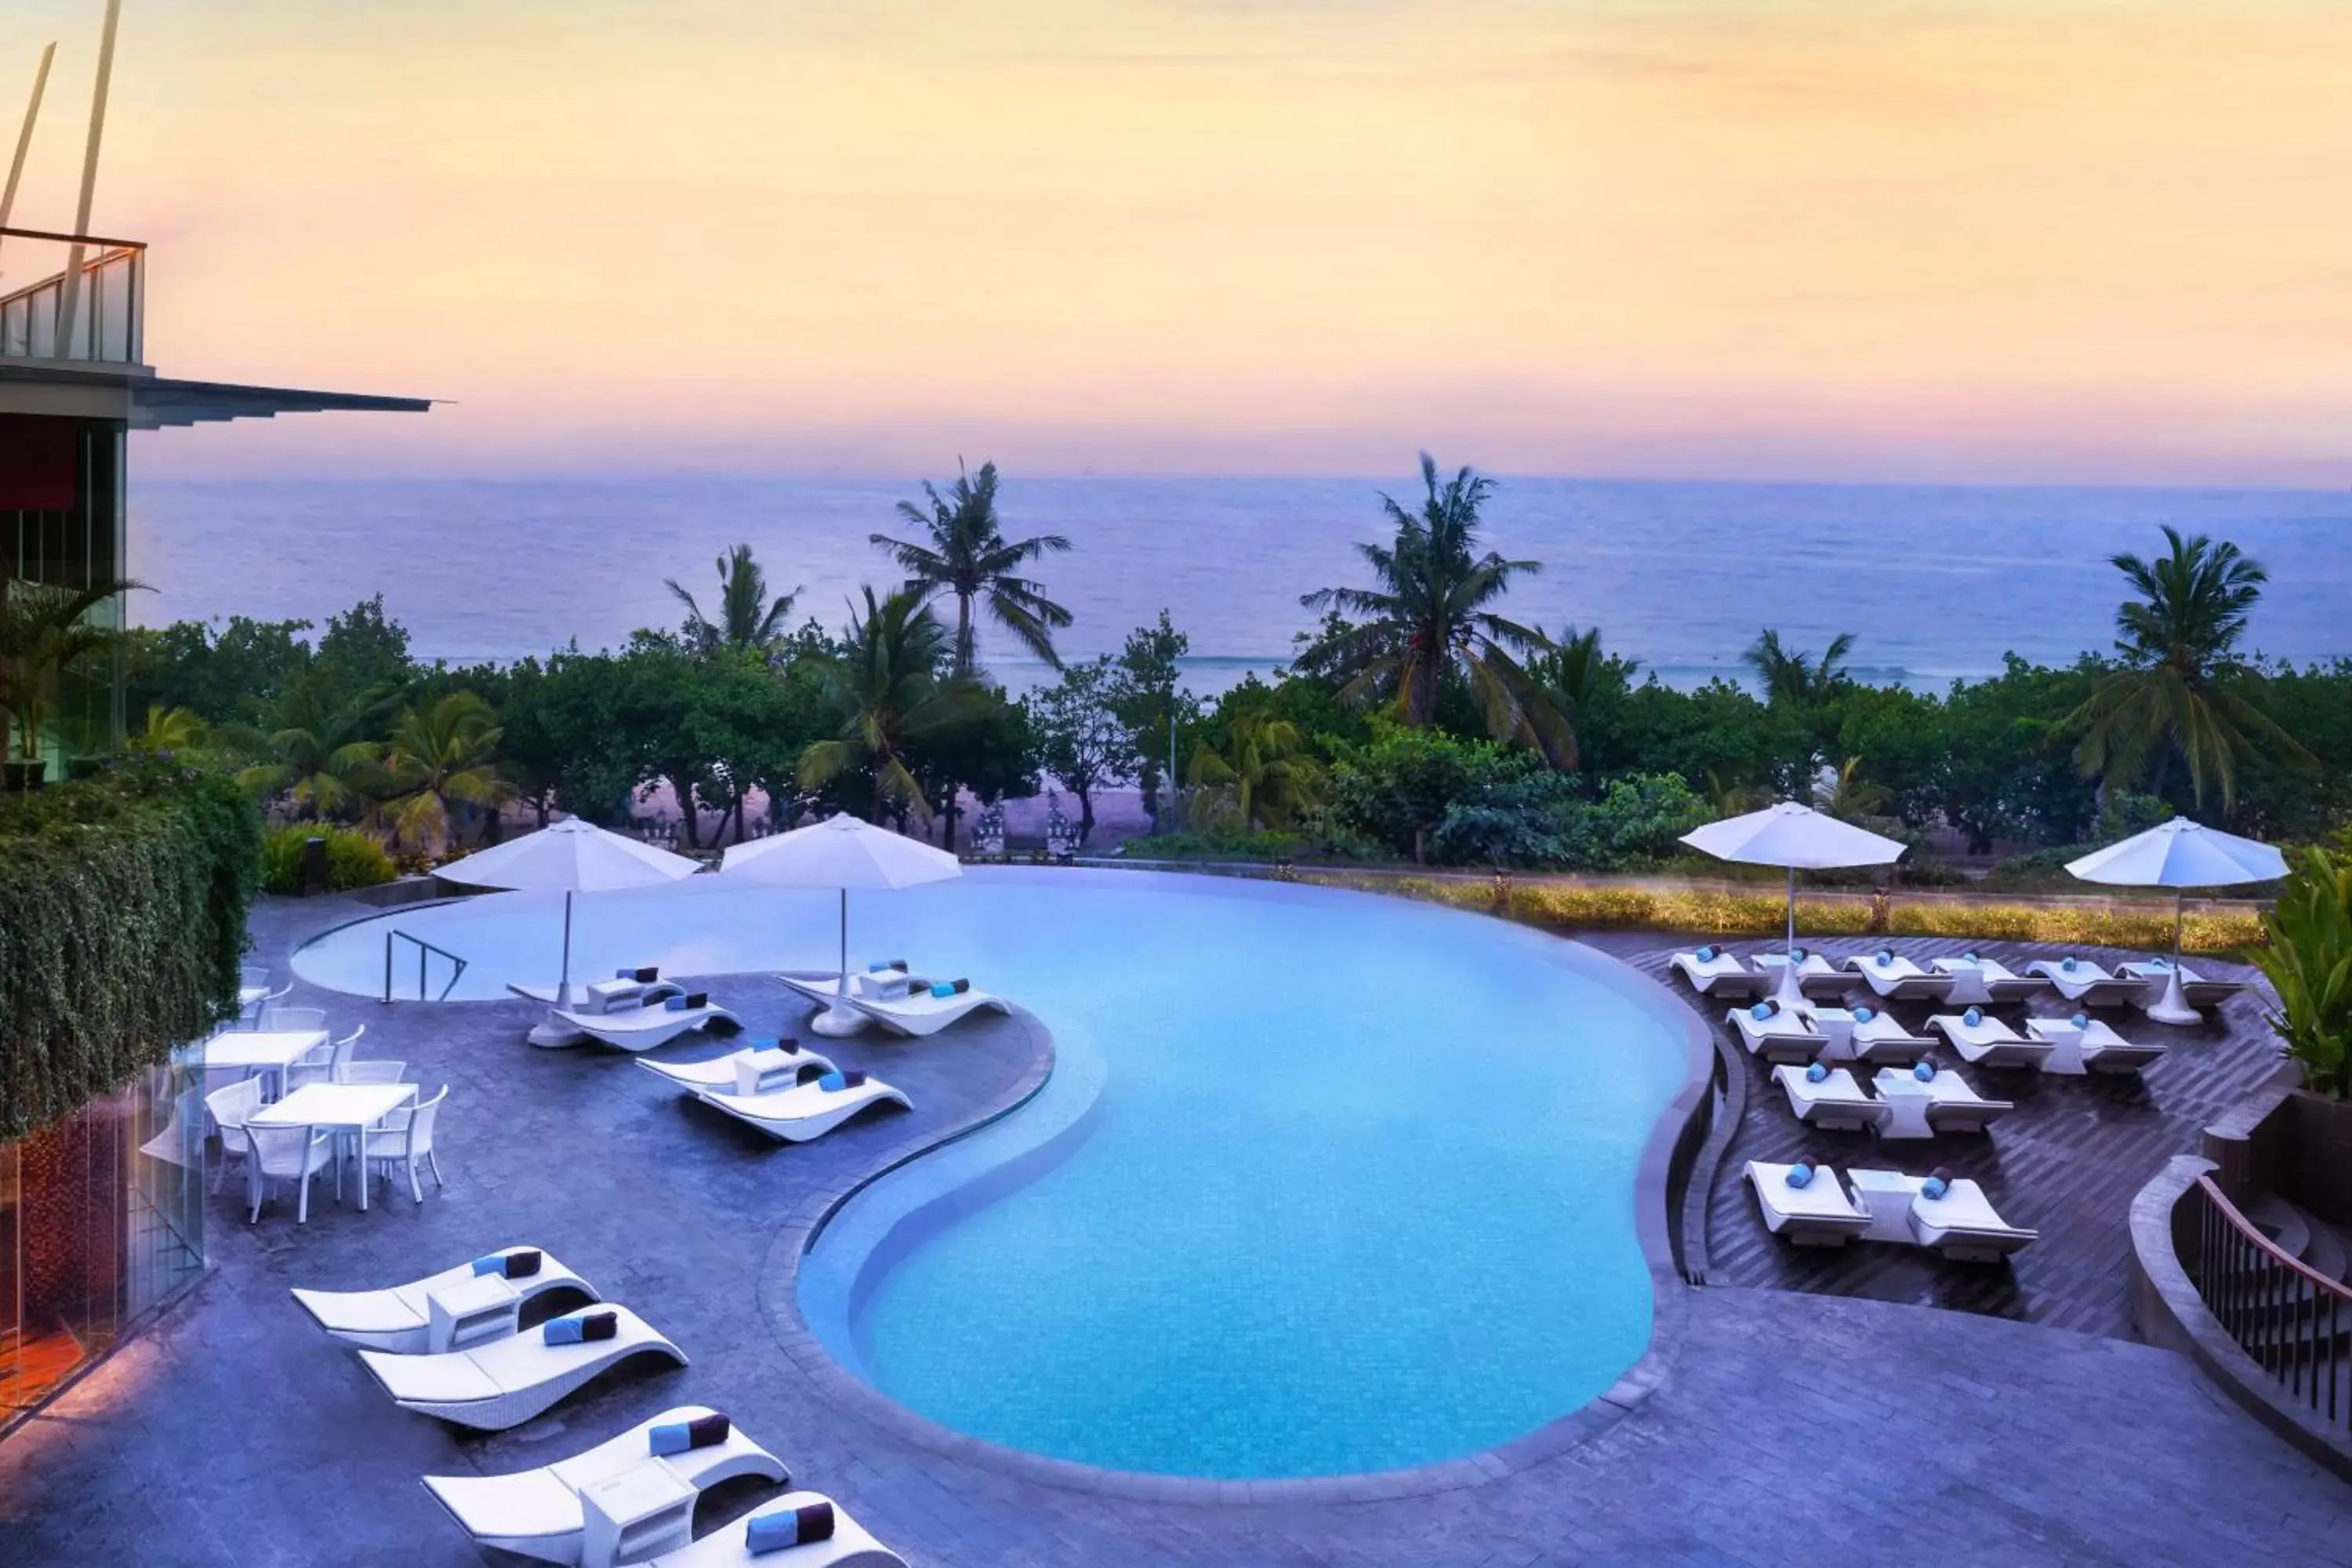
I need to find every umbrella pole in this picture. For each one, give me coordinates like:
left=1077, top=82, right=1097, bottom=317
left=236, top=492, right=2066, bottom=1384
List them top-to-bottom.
left=1773, top=866, right=1806, bottom=1010
left=814, top=885, right=866, bottom=1036
left=2146, top=885, right=2199, bottom=1025
left=528, top=889, right=587, bottom=1046
left=559, top=890, right=573, bottom=1005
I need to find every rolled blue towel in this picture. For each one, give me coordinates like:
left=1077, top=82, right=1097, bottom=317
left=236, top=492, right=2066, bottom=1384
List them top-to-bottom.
left=1695, top=945, right=1716, bottom=963
left=1791, top=946, right=1807, bottom=961
left=1876, top=948, right=1895, bottom=965
left=1962, top=950, right=1979, bottom=963
left=2061, top=955, right=2077, bottom=971
left=867, top=960, right=894, bottom=972
left=615, top=967, right=633, bottom=979
left=929, top=981, right=959, bottom=999
left=665, top=995, right=688, bottom=1011
left=1749, top=1001, right=1773, bottom=1021
left=1853, top=1006, right=1875, bottom=1023
left=1962, top=1006, right=1983, bottom=1027
left=2071, top=1012, right=2089, bottom=1029
left=1912, top=1061, right=1936, bottom=1083
left=1805, top=1062, right=1829, bottom=1083
left=818, top=1070, right=846, bottom=1091
left=1786, top=1162, right=1814, bottom=1189
left=1921, top=1175, right=1950, bottom=1200
left=470, top=1253, right=506, bottom=1276
left=543, top=1316, right=586, bottom=1345
left=650, top=1414, right=731, bottom=1455
left=746, top=1501, right=836, bottom=1553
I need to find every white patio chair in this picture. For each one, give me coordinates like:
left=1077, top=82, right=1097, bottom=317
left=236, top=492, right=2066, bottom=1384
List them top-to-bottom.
left=241, top=980, right=292, bottom=1027
left=261, top=1004, right=328, bottom=1033
left=289, top=1025, right=365, bottom=1093
left=338, top=1058, right=408, bottom=1087
left=204, top=1076, right=265, bottom=1194
left=366, top=1086, right=447, bottom=1203
left=245, top=1123, right=336, bottom=1224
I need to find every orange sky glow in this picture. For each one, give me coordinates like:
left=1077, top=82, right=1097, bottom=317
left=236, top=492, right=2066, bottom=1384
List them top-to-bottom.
left=3, top=0, right=2348, bottom=483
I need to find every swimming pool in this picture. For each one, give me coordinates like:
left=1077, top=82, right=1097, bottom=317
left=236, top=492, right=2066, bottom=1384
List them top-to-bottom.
left=296, top=868, right=1698, bottom=1479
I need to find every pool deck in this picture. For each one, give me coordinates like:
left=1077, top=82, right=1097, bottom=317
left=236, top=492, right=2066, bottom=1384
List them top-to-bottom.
left=3, top=893, right=2349, bottom=1566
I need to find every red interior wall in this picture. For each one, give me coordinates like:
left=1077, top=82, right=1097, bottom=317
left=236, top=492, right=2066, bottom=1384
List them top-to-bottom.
left=0, top=416, right=82, bottom=513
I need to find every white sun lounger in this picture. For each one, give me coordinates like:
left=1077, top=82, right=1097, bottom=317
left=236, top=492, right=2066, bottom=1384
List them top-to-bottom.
left=1670, top=949, right=1770, bottom=999
left=1751, top=950, right=1853, bottom=999
left=1842, top=953, right=1957, bottom=1002
left=1929, top=955, right=2048, bottom=1007
left=2025, top=957, right=2145, bottom=1008
left=2119, top=960, right=2249, bottom=1010
left=839, top=984, right=1010, bottom=1038
left=546, top=996, right=743, bottom=1053
left=1724, top=1005, right=1830, bottom=1065
left=1828, top=1007, right=1939, bottom=1068
left=1926, top=1013, right=2056, bottom=1072
left=2025, top=1016, right=2168, bottom=1076
left=637, top=1040, right=838, bottom=1096
left=1769, top=1065, right=1887, bottom=1132
left=1870, top=1066, right=2014, bottom=1137
left=695, top=1073, right=912, bottom=1143
left=1743, top=1160, right=1873, bottom=1247
left=1849, top=1169, right=2038, bottom=1262
left=291, top=1247, right=597, bottom=1354
left=358, top=1305, right=686, bottom=1431
left=422, top=1405, right=789, bottom=1566
left=648, top=1492, right=907, bottom=1567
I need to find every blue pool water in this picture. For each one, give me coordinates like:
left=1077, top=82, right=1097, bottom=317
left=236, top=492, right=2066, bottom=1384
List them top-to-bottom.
left=296, top=869, right=1693, bottom=1478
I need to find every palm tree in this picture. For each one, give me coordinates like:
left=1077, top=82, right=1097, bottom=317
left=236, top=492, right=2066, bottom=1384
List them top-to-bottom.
left=1299, top=455, right=1573, bottom=766
left=870, top=460, right=1073, bottom=676
left=2067, top=525, right=2305, bottom=811
left=666, top=543, right=800, bottom=655
left=0, top=577, right=140, bottom=781
left=799, top=588, right=982, bottom=822
left=1744, top=628, right=1855, bottom=708
left=234, top=677, right=384, bottom=819
left=371, top=691, right=513, bottom=854
left=129, top=703, right=207, bottom=754
left=1188, top=713, right=1319, bottom=830
left=1820, top=756, right=1892, bottom=823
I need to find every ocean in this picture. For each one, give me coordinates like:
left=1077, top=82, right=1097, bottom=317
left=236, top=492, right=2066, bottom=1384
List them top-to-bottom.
left=128, top=475, right=2352, bottom=694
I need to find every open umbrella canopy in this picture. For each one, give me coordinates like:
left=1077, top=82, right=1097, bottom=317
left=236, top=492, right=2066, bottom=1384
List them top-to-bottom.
left=1680, top=800, right=1907, bottom=871
left=718, top=812, right=962, bottom=889
left=719, top=815, right=962, bottom=1036
left=437, top=816, right=702, bottom=892
left=2065, top=817, right=2286, bottom=889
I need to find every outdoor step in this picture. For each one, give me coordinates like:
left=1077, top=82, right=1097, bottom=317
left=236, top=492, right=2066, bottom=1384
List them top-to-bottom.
left=2243, top=1191, right=2311, bottom=1261
left=2303, top=1214, right=2352, bottom=1285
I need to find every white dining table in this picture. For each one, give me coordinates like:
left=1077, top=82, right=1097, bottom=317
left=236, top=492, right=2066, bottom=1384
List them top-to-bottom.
left=199, top=1029, right=328, bottom=1099
left=249, top=1082, right=416, bottom=1210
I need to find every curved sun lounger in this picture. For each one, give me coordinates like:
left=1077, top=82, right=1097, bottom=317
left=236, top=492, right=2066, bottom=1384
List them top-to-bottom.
left=1670, top=949, right=1770, bottom=999
left=1750, top=950, right=1853, bottom=999
left=1842, top=953, right=1957, bottom=1003
left=1929, top=955, right=2048, bottom=1007
left=2025, top=957, right=2144, bottom=1008
left=2120, top=960, right=2249, bottom=1010
left=546, top=996, right=743, bottom=1053
left=1724, top=1004, right=1830, bottom=1065
left=1824, top=1007, right=1938, bottom=1069
left=1926, top=1013, right=2056, bottom=1072
left=2025, top=1016, right=2168, bottom=1076
left=637, top=1040, right=838, bottom=1096
left=1770, top=1065, right=1886, bottom=1132
left=1870, top=1066, right=2013, bottom=1137
left=695, top=1073, right=912, bottom=1143
left=1744, top=1160, right=1872, bottom=1247
left=1852, top=1170, right=2038, bottom=1262
left=291, top=1248, right=597, bottom=1354
left=358, top=1305, right=686, bottom=1431
left=422, top=1405, right=789, bottom=1566
left=648, top=1492, right=908, bottom=1567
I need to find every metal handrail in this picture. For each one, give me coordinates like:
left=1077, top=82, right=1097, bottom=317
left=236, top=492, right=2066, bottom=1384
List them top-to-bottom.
left=0, top=223, right=149, bottom=250
left=383, top=928, right=468, bottom=1003
left=2189, top=1174, right=2351, bottom=1430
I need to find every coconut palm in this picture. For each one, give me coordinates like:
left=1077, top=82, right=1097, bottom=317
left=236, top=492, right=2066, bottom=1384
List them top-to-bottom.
left=1299, top=455, right=1573, bottom=766
left=870, top=460, right=1073, bottom=676
left=2067, top=525, right=2305, bottom=811
left=666, top=543, right=800, bottom=655
left=0, top=577, right=140, bottom=779
left=799, top=588, right=982, bottom=822
left=1744, top=628, right=1855, bottom=708
left=234, top=677, right=385, bottom=819
left=371, top=691, right=513, bottom=853
left=129, top=703, right=207, bottom=754
left=1188, top=712, right=1319, bottom=830
left=1820, top=756, right=1892, bottom=824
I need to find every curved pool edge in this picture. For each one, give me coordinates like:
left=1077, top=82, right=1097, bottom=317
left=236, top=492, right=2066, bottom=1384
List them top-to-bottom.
left=756, top=878, right=1721, bottom=1504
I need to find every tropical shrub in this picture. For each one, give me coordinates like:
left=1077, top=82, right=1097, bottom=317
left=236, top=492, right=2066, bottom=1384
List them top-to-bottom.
left=0, top=764, right=262, bottom=1139
left=258, top=824, right=398, bottom=895
left=2249, top=848, right=2352, bottom=1098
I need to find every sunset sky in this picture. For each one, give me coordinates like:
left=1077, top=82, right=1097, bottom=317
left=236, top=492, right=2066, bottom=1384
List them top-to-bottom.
left=3, top=0, right=2348, bottom=484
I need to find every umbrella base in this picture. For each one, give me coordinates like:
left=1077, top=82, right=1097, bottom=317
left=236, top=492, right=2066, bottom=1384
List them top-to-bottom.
left=2144, top=970, right=2201, bottom=1027
left=810, top=1001, right=869, bottom=1038
left=528, top=1007, right=588, bottom=1047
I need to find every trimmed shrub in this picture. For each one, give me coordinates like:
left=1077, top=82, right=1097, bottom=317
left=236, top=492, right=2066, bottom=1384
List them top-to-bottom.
left=0, top=764, right=263, bottom=1140
left=259, top=825, right=398, bottom=895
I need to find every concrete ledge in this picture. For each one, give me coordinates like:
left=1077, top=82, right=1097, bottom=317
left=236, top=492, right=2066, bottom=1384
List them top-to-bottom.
left=2129, top=1153, right=2352, bottom=1482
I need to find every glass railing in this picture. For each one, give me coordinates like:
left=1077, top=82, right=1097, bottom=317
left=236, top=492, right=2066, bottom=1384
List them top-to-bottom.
left=0, top=227, right=146, bottom=367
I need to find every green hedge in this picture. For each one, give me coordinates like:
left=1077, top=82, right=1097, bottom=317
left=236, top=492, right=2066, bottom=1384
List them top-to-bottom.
left=0, top=764, right=263, bottom=1141
left=260, top=825, right=397, bottom=895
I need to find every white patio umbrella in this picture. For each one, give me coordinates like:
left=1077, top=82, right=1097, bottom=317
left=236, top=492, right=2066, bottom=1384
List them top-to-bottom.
left=1681, top=801, right=1907, bottom=1008
left=718, top=814, right=963, bottom=1036
left=2066, top=817, right=2285, bottom=1024
left=437, top=818, right=702, bottom=1043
